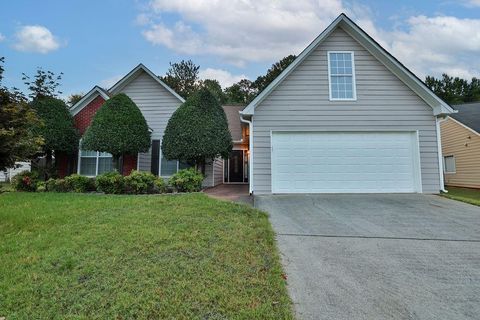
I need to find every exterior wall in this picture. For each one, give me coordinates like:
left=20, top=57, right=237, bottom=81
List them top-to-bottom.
left=252, top=27, right=440, bottom=194
left=119, top=71, right=182, bottom=175
left=74, top=95, right=106, bottom=135
left=441, top=117, right=480, bottom=188
left=213, top=158, right=224, bottom=186
left=203, top=160, right=214, bottom=187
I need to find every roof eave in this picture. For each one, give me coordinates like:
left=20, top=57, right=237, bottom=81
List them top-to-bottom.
left=70, top=86, right=110, bottom=116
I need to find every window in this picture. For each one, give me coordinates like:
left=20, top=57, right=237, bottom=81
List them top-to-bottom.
left=328, top=51, right=356, bottom=100
left=79, top=150, right=113, bottom=176
left=160, top=152, right=191, bottom=176
left=444, top=155, right=456, bottom=173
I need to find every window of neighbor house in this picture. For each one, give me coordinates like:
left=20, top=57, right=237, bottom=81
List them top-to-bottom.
left=328, top=51, right=356, bottom=100
left=443, top=155, right=456, bottom=173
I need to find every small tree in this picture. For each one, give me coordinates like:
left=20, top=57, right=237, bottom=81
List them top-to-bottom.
left=22, top=68, right=63, bottom=99
left=162, top=87, right=232, bottom=172
left=82, top=93, right=151, bottom=171
left=31, top=97, right=79, bottom=178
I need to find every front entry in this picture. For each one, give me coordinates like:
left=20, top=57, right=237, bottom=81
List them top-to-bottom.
left=224, top=150, right=248, bottom=183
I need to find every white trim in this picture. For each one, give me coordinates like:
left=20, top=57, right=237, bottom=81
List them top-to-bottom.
left=241, top=13, right=454, bottom=116
left=327, top=51, right=357, bottom=101
left=109, top=64, right=185, bottom=103
left=70, top=86, right=110, bottom=116
left=239, top=114, right=253, bottom=194
left=447, top=116, right=480, bottom=137
left=436, top=117, right=448, bottom=192
left=270, top=130, right=422, bottom=194
left=77, top=148, right=113, bottom=177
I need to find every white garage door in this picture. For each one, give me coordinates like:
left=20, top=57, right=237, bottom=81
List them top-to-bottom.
left=271, top=132, right=421, bottom=193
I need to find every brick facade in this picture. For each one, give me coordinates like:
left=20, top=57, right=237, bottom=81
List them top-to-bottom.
left=74, top=95, right=106, bottom=135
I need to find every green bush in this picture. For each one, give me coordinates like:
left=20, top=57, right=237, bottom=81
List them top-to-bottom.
left=169, top=168, right=203, bottom=193
left=124, top=170, right=156, bottom=194
left=12, top=171, right=38, bottom=192
left=95, top=172, right=124, bottom=194
left=65, top=174, right=95, bottom=193
left=154, top=177, right=168, bottom=193
left=46, top=178, right=69, bottom=192
left=36, top=181, right=46, bottom=192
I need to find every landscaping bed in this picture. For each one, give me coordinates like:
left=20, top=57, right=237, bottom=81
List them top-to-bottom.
left=0, top=192, right=292, bottom=319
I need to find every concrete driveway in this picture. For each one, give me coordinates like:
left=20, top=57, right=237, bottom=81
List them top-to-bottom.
left=255, top=194, right=480, bottom=320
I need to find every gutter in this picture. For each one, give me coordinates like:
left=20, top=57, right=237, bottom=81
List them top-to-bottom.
left=239, top=113, right=253, bottom=194
left=436, top=116, right=448, bottom=193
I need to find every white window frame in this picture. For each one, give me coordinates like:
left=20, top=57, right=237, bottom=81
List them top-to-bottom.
left=327, top=50, right=357, bottom=101
left=77, top=144, right=113, bottom=177
left=443, top=155, right=456, bottom=174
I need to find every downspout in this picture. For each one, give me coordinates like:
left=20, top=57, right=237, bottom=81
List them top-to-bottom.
left=239, top=113, right=253, bottom=194
left=436, top=116, right=448, bottom=193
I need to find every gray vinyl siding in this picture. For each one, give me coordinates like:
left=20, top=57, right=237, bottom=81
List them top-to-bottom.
left=252, top=27, right=440, bottom=194
left=120, top=71, right=182, bottom=174
left=213, top=158, right=224, bottom=186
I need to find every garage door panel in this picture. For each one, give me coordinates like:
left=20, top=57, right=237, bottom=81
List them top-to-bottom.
left=272, top=132, right=420, bottom=193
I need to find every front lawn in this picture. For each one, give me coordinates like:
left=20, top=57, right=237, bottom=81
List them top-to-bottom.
left=442, top=186, right=480, bottom=206
left=0, top=193, right=292, bottom=319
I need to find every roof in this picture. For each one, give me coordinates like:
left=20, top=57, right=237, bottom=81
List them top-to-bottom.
left=241, top=13, right=454, bottom=117
left=109, top=63, right=185, bottom=103
left=69, top=64, right=185, bottom=116
left=70, top=85, right=110, bottom=116
left=450, top=103, right=480, bottom=134
left=222, top=105, right=245, bottom=141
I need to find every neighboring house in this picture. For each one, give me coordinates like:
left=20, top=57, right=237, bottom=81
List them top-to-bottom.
left=240, top=13, right=454, bottom=194
left=60, top=64, right=228, bottom=187
left=440, top=102, right=480, bottom=188
left=0, top=162, right=31, bottom=182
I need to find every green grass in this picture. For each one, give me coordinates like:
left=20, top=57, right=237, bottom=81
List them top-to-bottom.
left=442, top=186, right=480, bottom=206
left=0, top=193, right=292, bottom=319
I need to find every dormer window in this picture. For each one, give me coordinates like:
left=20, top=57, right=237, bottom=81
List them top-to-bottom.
left=328, top=51, right=356, bottom=101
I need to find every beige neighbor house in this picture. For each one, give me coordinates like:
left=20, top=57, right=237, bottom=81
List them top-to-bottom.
left=240, top=13, right=454, bottom=194
left=441, top=103, right=480, bottom=188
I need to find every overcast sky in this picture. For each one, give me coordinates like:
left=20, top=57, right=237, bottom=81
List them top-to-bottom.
left=1, top=0, right=479, bottom=98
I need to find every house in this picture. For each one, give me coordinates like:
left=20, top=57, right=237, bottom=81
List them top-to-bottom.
left=65, top=13, right=454, bottom=194
left=239, top=13, right=454, bottom=194
left=61, top=64, right=236, bottom=187
left=440, top=102, right=480, bottom=188
left=0, top=162, right=31, bottom=182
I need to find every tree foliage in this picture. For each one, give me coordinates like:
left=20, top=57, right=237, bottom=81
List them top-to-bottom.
left=224, top=55, right=296, bottom=104
left=0, top=57, right=44, bottom=171
left=161, top=60, right=200, bottom=99
left=22, top=68, right=63, bottom=99
left=425, top=74, right=480, bottom=104
left=199, top=79, right=225, bottom=104
left=162, top=87, right=232, bottom=169
left=67, top=93, right=83, bottom=106
left=82, top=93, right=151, bottom=169
left=31, top=96, right=79, bottom=155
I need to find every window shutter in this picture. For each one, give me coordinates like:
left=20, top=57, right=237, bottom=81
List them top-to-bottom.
left=150, top=140, right=160, bottom=176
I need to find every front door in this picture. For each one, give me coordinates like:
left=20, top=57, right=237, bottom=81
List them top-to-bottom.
left=228, top=150, right=244, bottom=183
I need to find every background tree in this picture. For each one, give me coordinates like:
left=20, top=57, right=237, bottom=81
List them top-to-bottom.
left=223, top=55, right=296, bottom=104
left=0, top=57, right=44, bottom=171
left=161, top=60, right=200, bottom=99
left=22, top=68, right=63, bottom=99
left=425, top=73, right=480, bottom=104
left=199, top=79, right=226, bottom=104
left=162, top=87, right=232, bottom=173
left=67, top=93, right=83, bottom=107
left=82, top=93, right=151, bottom=171
left=31, top=97, right=79, bottom=178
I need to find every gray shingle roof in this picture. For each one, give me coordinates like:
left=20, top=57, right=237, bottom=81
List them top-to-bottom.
left=451, top=103, right=480, bottom=133
left=222, top=105, right=245, bottom=141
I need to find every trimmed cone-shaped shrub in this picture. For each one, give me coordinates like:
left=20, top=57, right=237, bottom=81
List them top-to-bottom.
left=161, top=88, right=232, bottom=167
left=82, top=93, right=151, bottom=169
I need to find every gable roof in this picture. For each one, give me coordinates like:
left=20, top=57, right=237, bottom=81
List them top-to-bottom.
left=241, top=13, right=454, bottom=117
left=108, top=63, right=185, bottom=103
left=70, top=85, right=110, bottom=116
left=450, top=103, right=480, bottom=134
left=222, top=105, right=246, bottom=141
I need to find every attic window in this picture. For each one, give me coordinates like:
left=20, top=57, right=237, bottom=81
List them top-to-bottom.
left=328, top=51, right=356, bottom=100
